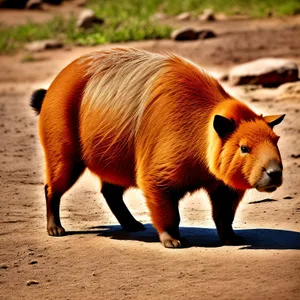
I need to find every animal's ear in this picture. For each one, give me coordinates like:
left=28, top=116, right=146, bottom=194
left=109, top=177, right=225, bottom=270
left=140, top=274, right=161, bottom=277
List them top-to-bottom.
left=264, top=114, right=285, bottom=128
left=213, top=115, right=235, bottom=138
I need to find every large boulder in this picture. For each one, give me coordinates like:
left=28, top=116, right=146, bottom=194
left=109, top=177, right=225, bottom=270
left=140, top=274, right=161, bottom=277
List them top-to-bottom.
left=229, top=58, right=299, bottom=86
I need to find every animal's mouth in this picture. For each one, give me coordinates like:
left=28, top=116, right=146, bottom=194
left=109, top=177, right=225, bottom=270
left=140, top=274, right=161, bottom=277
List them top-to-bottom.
left=254, top=163, right=283, bottom=193
left=255, top=184, right=278, bottom=193
left=262, top=186, right=277, bottom=193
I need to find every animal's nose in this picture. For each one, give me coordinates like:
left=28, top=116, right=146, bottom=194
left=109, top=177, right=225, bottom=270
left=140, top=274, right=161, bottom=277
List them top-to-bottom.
left=265, top=160, right=282, bottom=186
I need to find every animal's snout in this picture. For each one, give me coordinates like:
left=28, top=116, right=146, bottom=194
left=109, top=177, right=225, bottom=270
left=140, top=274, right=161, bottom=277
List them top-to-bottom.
left=265, top=160, right=283, bottom=187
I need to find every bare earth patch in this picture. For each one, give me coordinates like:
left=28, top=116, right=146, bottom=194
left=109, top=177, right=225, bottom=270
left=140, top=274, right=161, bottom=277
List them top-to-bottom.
left=0, top=15, right=300, bottom=300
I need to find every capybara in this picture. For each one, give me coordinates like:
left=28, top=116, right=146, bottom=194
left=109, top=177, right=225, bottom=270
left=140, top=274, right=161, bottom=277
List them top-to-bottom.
left=30, top=48, right=285, bottom=248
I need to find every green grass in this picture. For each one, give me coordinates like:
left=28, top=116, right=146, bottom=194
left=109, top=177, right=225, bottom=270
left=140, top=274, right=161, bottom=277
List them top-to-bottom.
left=0, top=0, right=299, bottom=54
left=161, top=0, right=300, bottom=17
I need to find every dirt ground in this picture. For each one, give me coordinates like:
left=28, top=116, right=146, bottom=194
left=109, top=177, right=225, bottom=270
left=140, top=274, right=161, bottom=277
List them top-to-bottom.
left=0, top=11, right=300, bottom=300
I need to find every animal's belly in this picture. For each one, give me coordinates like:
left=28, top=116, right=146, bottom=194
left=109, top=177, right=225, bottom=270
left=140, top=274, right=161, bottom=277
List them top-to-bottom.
left=80, top=126, right=136, bottom=187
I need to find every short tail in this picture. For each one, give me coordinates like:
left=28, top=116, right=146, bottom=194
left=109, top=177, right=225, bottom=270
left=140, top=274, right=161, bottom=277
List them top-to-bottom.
left=30, top=89, right=47, bottom=115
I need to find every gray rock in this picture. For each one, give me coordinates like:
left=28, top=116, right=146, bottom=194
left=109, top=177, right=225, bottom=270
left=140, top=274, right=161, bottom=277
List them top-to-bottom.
left=77, top=9, right=104, bottom=29
left=199, top=9, right=215, bottom=21
left=176, top=12, right=191, bottom=21
left=171, top=28, right=197, bottom=41
left=196, top=29, right=216, bottom=39
left=25, top=40, right=63, bottom=52
left=229, top=58, right=299, bottom=86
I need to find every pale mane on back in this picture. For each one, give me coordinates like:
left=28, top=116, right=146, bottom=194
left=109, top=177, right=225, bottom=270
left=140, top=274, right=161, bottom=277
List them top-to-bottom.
left=78, top=49, right=225, bottom=155
left=79, top=49, right=167, bottom=141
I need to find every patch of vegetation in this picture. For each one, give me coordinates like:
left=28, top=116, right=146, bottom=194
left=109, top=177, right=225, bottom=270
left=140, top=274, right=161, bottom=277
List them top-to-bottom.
left=0, top=0, right=299, bottom=54
left=161, top=0, right=300, bottom=17
left=0, top=16, right=77, bottom=54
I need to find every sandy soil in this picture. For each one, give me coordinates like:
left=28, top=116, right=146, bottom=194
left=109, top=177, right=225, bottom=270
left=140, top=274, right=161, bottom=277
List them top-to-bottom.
left=0, top=13, right=300, bottom=300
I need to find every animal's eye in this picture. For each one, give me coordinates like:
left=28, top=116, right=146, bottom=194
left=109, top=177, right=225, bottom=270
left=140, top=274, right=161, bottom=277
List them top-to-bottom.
left=241, top=145, right=249, bottom=154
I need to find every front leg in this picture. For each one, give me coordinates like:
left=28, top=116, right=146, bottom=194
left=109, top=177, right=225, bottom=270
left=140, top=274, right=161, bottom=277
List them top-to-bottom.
left=207, top=184, right=245, bottom=245
left=145, top=188, right=186, bottom=248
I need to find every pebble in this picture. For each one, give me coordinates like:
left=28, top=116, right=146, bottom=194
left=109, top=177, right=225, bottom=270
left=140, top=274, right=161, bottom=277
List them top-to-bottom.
left=28, top=260, right=38, bottom=265
left=0, top=263, right=8, bottom=269
left=26, top=280, right=39, bottom=286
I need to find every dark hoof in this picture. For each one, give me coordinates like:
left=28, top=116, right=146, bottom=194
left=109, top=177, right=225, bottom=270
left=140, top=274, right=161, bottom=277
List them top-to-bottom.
left=122, top=221, right=145, bottom=232
left=47, top=225, right=65, bottom=237
left=222, top=234, right=246, bottom=246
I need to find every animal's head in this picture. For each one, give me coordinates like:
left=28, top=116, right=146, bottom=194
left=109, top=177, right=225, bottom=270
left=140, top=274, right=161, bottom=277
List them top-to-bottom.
left=208, top=101, right=285, bottom=192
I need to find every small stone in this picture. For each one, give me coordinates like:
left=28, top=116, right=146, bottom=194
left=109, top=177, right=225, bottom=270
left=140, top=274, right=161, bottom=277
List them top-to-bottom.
left=25, top=0, right=42, bottom=9
left=77, top=9, right=104, bottom=29
left=199, top=9, right=215, bottom=22
left=176, top=12, right=191, bottom=21
left=171, top=28, right=197, bottom=41
left=196, top=29, right=217, bottom=39
left=25, top=40, right=63, bottom=52
left=291, top=154, right=300, bottom=159
left=283, top=196, right=293, bottom=199
left=27, top=252, right=34, bottom=256
left=29, top=260, right=38, bottom=265
left=0, top=263, right=8, bottom=269
left=26, top=280, right=39, bottom=286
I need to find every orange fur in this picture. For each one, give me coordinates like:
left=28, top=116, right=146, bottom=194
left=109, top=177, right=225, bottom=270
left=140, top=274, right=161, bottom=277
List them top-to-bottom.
left=34, top=48, right=285, bottom=247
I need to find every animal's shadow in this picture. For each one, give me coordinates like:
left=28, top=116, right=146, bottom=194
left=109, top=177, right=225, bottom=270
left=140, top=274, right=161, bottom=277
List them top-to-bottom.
left=67, top=224, right=300, bottom=250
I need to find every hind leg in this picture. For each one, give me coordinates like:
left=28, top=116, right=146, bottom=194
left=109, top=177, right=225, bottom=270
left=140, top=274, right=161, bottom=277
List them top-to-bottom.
left=45, top=161, right=85, bottom=236
left=101, top=183, right=144, bottom=232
